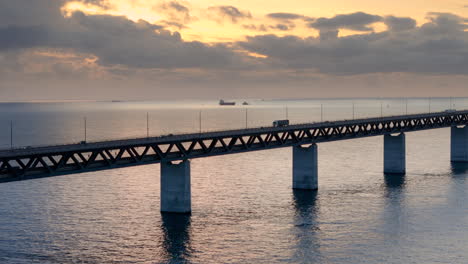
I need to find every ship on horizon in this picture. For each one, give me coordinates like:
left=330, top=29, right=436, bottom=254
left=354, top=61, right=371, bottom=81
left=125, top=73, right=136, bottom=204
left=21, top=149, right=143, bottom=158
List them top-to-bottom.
left=219, top=99, right=235, bottom=106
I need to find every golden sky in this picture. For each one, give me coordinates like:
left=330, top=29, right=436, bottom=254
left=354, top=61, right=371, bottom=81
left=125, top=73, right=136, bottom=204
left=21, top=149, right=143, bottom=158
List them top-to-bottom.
left=2, top=0, right=468, bottom=100
left=63, top=0, right=468, bottom=42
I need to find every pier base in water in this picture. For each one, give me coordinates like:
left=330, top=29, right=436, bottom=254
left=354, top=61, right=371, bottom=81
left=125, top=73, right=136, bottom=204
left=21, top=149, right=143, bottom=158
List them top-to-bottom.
left=451, top=126, right=468, bottom=162
left=384, top=133, right=406, bottom=174
left=293, top=144, right=318, bottom=190
left=161, top=160, right=191, bottom=213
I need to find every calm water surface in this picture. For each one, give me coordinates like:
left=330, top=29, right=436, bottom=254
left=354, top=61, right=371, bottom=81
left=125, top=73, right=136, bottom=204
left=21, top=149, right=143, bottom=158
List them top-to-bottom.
left=0, top=99, right=467, bottom=263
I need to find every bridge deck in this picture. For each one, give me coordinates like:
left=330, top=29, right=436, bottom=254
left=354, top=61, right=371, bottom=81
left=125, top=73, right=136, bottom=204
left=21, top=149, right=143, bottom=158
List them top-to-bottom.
left=1, top=110, right=467, bottom=182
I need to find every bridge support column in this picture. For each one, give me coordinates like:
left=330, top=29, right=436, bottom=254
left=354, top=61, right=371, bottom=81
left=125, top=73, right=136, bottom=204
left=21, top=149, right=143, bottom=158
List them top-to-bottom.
left=451, top=126, right=468, bottom=162
left=384, top=133, right=406, bottom=174
left=293, top=144, right=318, bottom=190
left=161, top=160, right=191, bottom=213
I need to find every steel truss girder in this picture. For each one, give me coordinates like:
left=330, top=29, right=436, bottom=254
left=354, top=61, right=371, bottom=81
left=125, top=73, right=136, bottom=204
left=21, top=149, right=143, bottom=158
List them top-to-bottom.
left=0, top=111, right=467, bottom=182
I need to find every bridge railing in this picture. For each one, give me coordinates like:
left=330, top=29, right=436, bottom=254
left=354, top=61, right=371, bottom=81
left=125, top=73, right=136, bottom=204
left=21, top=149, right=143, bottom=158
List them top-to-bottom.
left=0, top=109, right=467, bottom=153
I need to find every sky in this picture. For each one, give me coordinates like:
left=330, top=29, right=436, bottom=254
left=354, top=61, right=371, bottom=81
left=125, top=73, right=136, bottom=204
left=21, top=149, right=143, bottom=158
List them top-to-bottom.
left=0, top=0, right=468, bottom=101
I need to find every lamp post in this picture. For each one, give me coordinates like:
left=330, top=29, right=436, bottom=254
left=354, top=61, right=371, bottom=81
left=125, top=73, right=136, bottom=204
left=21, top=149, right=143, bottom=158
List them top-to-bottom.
left=428, top=97, right=431, bottom=113
left=405, top=98, right=408, bottom=115
left=380, top=100, right=383, bottom=118
left=320, top=104, right=323, bottom=122
left=245, top=108, right=248, bottom=129
left=199, top=110, right=202, bottom=134
left=146, top=112, right=149, bottom=138
left=84, top=117, right=87, bottom=142
left=10, top=120, right=13, bottom=150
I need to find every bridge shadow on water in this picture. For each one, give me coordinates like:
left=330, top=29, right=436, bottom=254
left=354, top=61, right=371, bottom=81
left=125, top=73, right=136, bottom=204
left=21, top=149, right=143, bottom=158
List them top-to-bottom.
left=291, top=190, right=322, bottom=262
left=160, top=213, right=192, bottom=264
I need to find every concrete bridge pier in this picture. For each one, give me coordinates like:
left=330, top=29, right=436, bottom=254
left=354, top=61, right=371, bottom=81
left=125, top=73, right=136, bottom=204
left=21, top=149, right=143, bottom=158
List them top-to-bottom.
left=451, top=126, right=468, bottom=162
left=384, top=133, right=406, bottom=174
left=293, top=144, right=318, bottom=190
left=160, top=160, right=191, bottom=213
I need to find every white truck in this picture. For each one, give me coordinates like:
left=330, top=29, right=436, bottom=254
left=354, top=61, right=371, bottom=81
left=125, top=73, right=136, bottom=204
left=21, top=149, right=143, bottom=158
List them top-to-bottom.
left=273, top=120, right=289, bottom=127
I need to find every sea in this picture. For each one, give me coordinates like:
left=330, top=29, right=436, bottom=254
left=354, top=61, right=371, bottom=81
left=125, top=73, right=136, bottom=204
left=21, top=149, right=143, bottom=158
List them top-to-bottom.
left=0, top=98, right=467, bottom=264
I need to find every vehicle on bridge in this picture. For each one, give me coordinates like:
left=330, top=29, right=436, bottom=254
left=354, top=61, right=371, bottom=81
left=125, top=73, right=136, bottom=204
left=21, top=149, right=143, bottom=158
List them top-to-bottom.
left=219, top=99, right=235, bottom=106
left=273, top=119, right=289, bottom=127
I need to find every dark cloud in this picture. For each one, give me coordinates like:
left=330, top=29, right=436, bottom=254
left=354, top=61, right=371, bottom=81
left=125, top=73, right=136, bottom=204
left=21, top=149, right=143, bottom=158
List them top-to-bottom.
left=0, top=0, right=65, bottom=26
left=0, top=1, right=247, bottom=70
left=156, top=1, right=193, bottom=24
left=164, top=1, right=189, bottom=13
left=207, top=5, right=252, bottom=24
left=239, top=12, right=468, bottom=75
left=266, top=12, right=312, bottom=31
left=309, top=12, right=382, bottom=32
left=422, top=12, right=468, bottom=34
left=267, top=13, right=305, bottom=20
left=384, top=16, right=416, bottom=31
left=160, top=20, right=187, bottom=30
left=243, top=23, right=296, bottom=32
left=243, top=24, right=268, bottom=32
left=271, top=24, right=294, bottom=31
left=0, top=25, right=49, bottom=50
left=319, top=30, right=339, bottom=40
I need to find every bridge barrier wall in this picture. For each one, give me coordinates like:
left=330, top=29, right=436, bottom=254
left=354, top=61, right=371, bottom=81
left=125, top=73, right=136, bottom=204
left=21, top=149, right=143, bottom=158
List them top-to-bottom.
left=451, top=126, right=468, bottom=162
left=384, top=133, right=406, bottom=174
left=293, top=144, right=318, bottom=190
left=160, top=160, right=191, bottom=213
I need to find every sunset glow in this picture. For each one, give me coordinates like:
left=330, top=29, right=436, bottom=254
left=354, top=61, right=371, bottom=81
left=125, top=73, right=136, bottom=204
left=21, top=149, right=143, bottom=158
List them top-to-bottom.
left=1, top=0, right=468, bottom=100
left=61, top=0, right=468, bottom=42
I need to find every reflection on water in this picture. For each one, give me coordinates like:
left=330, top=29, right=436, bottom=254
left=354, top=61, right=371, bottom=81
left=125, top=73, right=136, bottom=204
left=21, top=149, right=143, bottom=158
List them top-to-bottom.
left=448, top=162, right=466, bottom=215
left=451, top=162, right=468, bottom=175
left=381, top=173, right=407, bottom=247
left=383, top=173, right=406, bottom=189
left=291, top=190, right=321, bottom=263
left=293, top=190, right=319, bottom=218
left=161, top=213, right=192, bottom=264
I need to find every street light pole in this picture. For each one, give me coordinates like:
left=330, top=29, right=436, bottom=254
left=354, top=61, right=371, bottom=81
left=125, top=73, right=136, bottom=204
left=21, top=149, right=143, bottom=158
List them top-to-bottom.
left=429, top=97, right=431, bottom=113
left=405, top=98, right=408, bottom=115
left=380, top=100, right=383, bottom=118
left=320, top=104, right=323, bottom=122
left=245, top=108, right=248, bottom=129
left=199, top=110, right=202, bottom=134
left=146, top=112, right=149, bottom=138
left=84, top=117, right=87, bottom=142
left=10, top=120, right=13, bottom=150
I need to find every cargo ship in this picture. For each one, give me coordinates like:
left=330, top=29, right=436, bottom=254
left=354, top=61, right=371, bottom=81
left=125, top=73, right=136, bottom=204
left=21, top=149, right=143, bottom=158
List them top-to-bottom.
left=219, top=99, right=235, bottom=106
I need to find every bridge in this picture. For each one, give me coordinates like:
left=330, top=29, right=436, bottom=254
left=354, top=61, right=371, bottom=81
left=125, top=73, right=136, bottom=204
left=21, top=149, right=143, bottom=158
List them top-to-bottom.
left=1, top=110, right=468, bottom=213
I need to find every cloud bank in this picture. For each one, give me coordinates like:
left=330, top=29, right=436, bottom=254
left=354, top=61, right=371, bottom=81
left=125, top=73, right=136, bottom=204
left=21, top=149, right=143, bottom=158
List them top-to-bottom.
left=1, top=0, right=468, bottom=99
left=241, top=12, right=468, bottom=75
